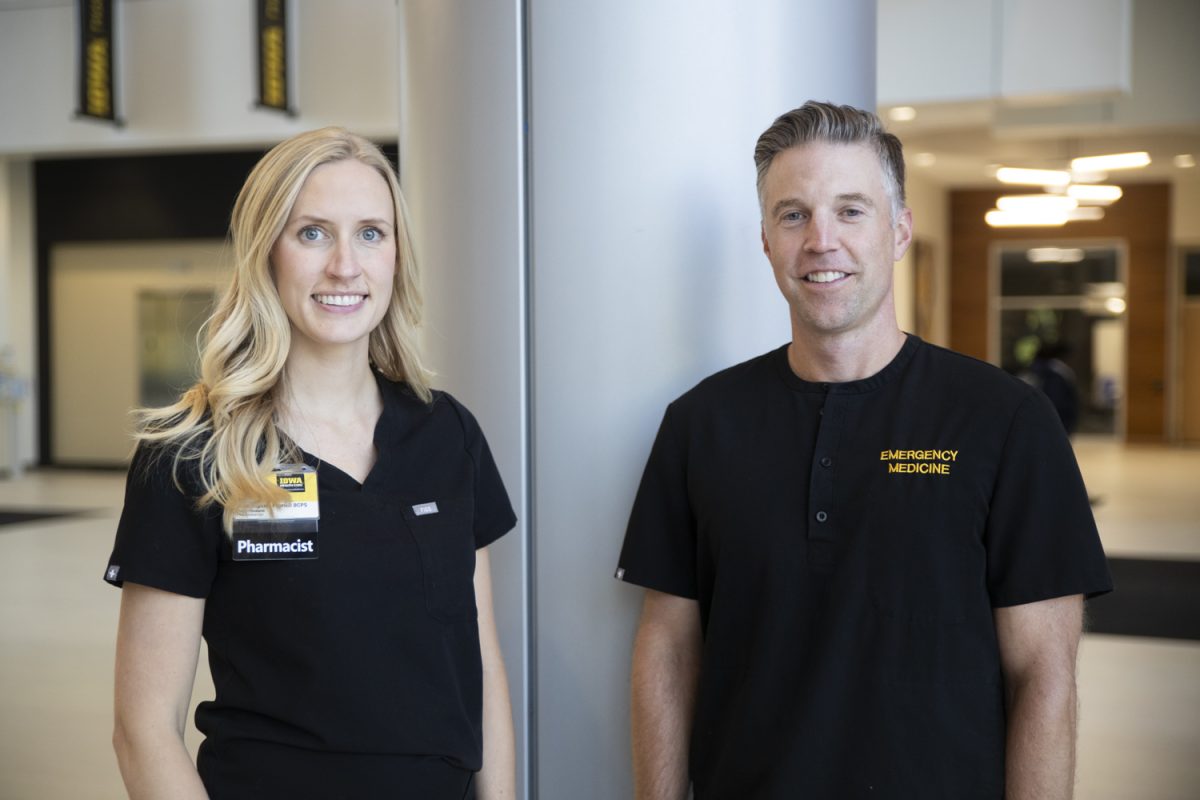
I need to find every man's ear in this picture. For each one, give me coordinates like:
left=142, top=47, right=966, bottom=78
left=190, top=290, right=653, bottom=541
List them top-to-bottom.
left=892, top=208, right=913, bottom=261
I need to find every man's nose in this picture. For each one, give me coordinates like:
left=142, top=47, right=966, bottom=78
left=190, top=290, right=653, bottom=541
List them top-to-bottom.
left=803, top=213, right=837, bottom=253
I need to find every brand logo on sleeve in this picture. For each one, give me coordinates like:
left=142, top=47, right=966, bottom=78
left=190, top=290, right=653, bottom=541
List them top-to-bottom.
left=880, top=448, right=959, bottom=476
left=412, top=502, right=439, bottom=516
left=106, top=565, right=120, bottom=581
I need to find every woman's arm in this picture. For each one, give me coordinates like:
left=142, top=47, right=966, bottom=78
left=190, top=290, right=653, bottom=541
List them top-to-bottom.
left=473, top=548, right=516, bottom=799
left=113, top=582, right=210, bottom=800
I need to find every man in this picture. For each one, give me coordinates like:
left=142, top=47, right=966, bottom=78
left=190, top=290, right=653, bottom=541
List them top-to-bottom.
left=616, top=101, right=1111, bottom=799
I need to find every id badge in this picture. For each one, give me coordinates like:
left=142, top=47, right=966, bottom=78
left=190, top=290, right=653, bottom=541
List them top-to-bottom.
left=231, top=465, right=320, bottom=561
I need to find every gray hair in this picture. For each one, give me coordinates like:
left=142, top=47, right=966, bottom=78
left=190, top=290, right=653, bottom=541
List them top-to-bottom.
left=754, top=100, right=906, bottom=220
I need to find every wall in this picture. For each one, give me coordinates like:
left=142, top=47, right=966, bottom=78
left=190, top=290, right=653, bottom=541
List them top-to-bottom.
left=0, top=0, right=399, bottom=155
left=896, top=174, right=950, bottom=345
left=50, top=241, right=226, bottom=464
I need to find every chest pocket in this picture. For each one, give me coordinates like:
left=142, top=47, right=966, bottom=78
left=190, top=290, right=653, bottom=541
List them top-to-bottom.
left=401, top=500, right=477, bottom=623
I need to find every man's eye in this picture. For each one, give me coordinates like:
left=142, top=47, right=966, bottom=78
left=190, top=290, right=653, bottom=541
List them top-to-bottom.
left=842, top=208, right=863, bottom=218
left=783, top=212, right=803, bottom=222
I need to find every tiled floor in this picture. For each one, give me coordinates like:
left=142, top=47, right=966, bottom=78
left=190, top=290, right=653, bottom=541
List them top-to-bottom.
left=0, top=438, right=1197, bottom=799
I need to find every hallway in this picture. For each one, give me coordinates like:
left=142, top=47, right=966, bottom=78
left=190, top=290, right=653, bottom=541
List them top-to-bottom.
left=0, top=439, right=1196, bottom=798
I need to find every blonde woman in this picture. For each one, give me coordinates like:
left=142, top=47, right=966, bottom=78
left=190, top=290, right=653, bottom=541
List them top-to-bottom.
left=105, top=128, right=516, bottom=799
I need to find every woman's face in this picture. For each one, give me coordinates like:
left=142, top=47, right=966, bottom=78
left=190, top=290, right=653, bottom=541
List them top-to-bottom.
left=270, top=159, right=397, bottom=358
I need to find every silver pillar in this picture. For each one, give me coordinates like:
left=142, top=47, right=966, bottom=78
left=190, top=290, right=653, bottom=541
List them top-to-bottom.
left=399, top=2, right=876, bottom=796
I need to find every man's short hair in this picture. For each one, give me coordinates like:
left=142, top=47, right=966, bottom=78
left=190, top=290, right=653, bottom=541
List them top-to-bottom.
left=754, top=100, right=906, bottom=220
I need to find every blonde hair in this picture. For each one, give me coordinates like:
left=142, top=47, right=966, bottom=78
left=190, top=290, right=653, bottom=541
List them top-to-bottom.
left=136, top=127, right=431, bottom=530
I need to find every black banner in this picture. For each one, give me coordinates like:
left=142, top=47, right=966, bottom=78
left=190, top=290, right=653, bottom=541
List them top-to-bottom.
left=76, top=0, right=117, bottom=122
left=256, top=0, right=291, bottom=113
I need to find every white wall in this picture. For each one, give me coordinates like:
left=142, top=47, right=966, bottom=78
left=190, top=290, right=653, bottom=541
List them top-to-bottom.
left=0, top=0, right=399, bottom=155
left=879, top=0, right=1132, bottom=107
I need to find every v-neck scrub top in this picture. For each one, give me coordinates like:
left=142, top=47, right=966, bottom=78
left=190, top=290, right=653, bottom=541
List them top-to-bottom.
left=617, top=336, right=1112, bottom=799
left=105, top=377, right=516, bottom=798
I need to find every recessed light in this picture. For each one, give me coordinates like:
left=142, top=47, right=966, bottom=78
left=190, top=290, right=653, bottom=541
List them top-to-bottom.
left=889, top=106, right=917, bottom=122
left=912, top=152, right=936, bottom=167
left=1175, top=154, right=1196, bottom=169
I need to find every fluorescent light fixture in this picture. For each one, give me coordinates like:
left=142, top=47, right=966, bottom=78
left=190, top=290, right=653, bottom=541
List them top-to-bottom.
left=888, top=106, right=917, bottom=122
left=912, top=152, right=936, bottom=167
left=1070, top=152, right=1150, bottom=172
left=1175, top=154, right=1196, bottom=169
left=995, top=167, right=1071, bottom=187
left=1069, top=169, right=1108, bottom=183
left=1066, top=184, right=1122, bottom=204
left=997, top=194, right=1078, bottom=213
left=1067, top=206, right=1105, bottom=221
left=985, top=209, right=1068, bottom=227
left=1027, top=248, right=1085, bottom=263
left=1104, top=297, right=1127, bottom=314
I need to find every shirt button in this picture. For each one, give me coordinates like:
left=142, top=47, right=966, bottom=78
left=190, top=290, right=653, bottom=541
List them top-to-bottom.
left=820, top=456, right=832, bottom=468
left=815, top=510, right=828, bottom=522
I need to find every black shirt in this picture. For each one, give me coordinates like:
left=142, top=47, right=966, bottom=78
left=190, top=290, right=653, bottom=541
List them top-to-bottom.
left=617, top=336, right=1112, bottom=799
left=105, top=375, right=516, bottom=798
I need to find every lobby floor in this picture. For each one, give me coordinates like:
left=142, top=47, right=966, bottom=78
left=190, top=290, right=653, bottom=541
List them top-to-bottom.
left=0, top=437, right=1197, bottom=798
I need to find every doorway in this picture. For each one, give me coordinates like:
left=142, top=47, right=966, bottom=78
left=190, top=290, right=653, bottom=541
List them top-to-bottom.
left=992, top=243, right=1127, bottom=436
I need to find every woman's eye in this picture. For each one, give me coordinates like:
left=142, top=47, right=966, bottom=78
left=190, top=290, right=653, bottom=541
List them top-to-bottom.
left=300, top=226, right=325, bottom=241
left=361, top=227, right=383, bottom=242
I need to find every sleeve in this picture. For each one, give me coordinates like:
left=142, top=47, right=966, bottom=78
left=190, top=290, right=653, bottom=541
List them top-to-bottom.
left=984, top=390, right=1113, bottom=607
left=449, top=397, right=517, bottom=550
left=615, top=402, right=698, bottom=599
left=102, top=443, right=223, bottom=598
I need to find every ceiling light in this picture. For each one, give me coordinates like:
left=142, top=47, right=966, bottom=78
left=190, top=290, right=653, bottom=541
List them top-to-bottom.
left=888, top=106, right=917, bottom=122
left=912, top=152, right=936, bottom=167
left=1070, top=152, right=1151, bottom=172
left=1175, top=154, right=1196, bottom=169
left=996, top=167, right=1071, bottom=187
left=1069, top=169, right=1108, bottom=183
left=1066, top=184, right=1122, bottom=204
left=996, top=194, right=1078, bottom=213
left=1067, top=206, right=1105, bottom=221
left=985, top=209, right=1068, bottom=227
left=1027, top=247, right=1085, bottom=263
left=1104, top=297, right=1127, bottom=314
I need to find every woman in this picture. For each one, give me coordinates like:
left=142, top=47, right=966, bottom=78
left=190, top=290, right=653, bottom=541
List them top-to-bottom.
left=105, top=128, right=516, bottom=799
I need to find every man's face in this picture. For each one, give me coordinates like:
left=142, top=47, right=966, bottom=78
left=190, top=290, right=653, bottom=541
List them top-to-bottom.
left=760, top=141, right=911, bottom=341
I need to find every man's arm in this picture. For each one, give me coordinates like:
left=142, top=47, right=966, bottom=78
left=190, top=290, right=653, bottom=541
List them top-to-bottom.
left=631, top=589, right=701, bottom=800
left=994, top=594, right=1084, bottom=800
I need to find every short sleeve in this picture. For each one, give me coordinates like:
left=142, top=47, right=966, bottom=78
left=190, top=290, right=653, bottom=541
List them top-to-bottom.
left=984, top=391, right=1113, bottom=607
left=448, top=397, right=517, bottom=550
left=616, top=402, right=698, bottom=599
left=102, top=443, right=223, bottom=598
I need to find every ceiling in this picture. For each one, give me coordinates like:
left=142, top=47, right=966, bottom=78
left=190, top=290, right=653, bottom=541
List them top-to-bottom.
left=880, top=99, right=1200, bottom=191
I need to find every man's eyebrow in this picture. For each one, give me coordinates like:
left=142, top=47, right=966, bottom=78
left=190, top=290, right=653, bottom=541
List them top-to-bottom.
left=836, top=192, right=876, bottom=207
left=770, top=197, right=804, bottom=217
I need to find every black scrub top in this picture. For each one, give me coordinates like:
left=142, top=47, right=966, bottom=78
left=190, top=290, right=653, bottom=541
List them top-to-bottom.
left=617, top=336, right=1112, bottom=799
left=105, top=375, right=516, bottom=798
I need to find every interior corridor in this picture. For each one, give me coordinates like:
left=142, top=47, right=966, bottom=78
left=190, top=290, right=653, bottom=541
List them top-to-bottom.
left=0, top=438, right=1196, bottom=799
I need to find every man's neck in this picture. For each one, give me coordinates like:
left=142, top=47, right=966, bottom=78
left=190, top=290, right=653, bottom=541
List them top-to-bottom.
left=786, top=325, right=908, bottom=384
